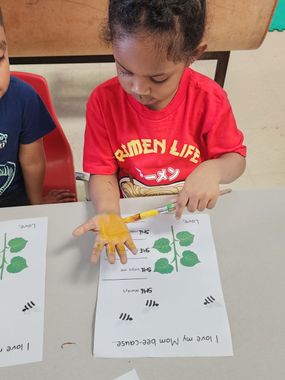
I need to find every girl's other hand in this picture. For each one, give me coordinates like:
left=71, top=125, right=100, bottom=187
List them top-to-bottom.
left=175, top=163, right=220, bottom=218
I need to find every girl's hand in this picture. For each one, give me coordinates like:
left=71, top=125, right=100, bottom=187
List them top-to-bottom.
left=175, top=162, right=221, bottom=218
left=73, top=213, right=137, bottom=264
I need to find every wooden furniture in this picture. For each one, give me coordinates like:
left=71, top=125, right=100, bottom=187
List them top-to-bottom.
left=1, top=0, right=277, bottom=87
left=0, top=189, right=285, bottom=379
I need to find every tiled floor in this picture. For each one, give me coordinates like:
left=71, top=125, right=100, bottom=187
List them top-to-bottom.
left=10, top=32, right=285, bottom=200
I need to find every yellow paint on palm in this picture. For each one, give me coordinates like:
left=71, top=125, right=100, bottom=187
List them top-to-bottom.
left=96, top=214, right=134, bottom=256
left=98, top=214, right=129, bottom=240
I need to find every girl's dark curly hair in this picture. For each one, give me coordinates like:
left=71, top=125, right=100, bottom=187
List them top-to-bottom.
left=103, top=0, right=206, bottom=62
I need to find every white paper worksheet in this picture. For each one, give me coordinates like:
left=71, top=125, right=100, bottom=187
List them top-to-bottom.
left=94, top=213, right=233, bottom=358
left=0, top=218, right=48, bottom=367
left=114, top=369, right=140, bottom=380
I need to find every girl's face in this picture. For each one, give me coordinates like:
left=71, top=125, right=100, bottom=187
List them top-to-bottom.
left=0, top=26, right=10, bottom=98
left=113, top=34, right=188, bottom=111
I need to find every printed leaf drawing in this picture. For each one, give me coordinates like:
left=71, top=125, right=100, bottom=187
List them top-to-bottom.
left=153, top=226, right=200, bottom=274
left=176, top=231, right=194, bottom=246
left=0, top=233, right=29, bottom=280
left=8, top=237, right=28, bottom=252
left=153, top=238, right=172, bottom=253
left=180, top=250, right=200, bottom=267
left=7, top=256, right=28, bottom=273
left=154, top=258, right=174, bottom=274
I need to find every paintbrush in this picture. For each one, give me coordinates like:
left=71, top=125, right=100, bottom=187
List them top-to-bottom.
left=122, top=188, right=232, bottom=224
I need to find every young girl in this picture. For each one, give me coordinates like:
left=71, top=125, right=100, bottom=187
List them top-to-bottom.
left=74, top=0, right=246, bottom=264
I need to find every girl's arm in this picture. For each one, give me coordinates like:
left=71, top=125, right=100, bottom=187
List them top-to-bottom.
left=19, top=138, right=45, bottom=205
left=176, top=152, right=246, bottom=217
left=198, top=152, right=246, bottom=184
left=88, top=174, right=121, bottom=214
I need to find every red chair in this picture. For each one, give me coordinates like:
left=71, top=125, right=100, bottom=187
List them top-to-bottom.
left=11, top=71, right=78, bottom=201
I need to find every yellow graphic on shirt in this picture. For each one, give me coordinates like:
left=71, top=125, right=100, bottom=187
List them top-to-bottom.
left=115, top=139, right=200, bottom=164
left=119, top=177, right=184, bottom=198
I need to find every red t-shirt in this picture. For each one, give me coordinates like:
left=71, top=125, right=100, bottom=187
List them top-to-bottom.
left=84, top=68, right=246, bottom=197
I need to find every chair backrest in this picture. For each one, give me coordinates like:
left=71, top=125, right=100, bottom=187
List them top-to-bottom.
left=3, top=0, right=278, bottom=58
left=11, top=72, right=77, bottom=200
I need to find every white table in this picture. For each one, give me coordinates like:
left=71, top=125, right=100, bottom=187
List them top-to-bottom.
left=1, top=189, right=285, bottom=379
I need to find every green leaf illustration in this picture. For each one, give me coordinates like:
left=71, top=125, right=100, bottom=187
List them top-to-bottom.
left=176, top=231, right=194, bottom=247
left=8, top=237, right=28, bottom=253
left=153, top=238, right=171, bottom=253
left=180, top=250, right=200, bottom=267
left=6, top=256, right=28, bottom=273
left=154, top=258, right=174, bottom=274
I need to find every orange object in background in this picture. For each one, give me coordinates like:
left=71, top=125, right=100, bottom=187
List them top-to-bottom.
left=11, top=72, right=77, bottom=200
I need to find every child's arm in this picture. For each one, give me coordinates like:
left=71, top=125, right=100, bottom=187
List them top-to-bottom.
left=19, top=138, right=46, bottom=205
left=20, top=139, right=76, bottom=205
left=175, top=152, right=246, bottom=217
left=73, top=174, right=137, bottom=264
left=89, top=174, right=121, bottom=214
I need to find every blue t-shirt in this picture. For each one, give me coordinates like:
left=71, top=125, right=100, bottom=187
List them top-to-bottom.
left=0, top=76, right=56, bottom=198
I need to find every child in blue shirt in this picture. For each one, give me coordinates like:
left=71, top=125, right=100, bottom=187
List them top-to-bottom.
left=0, top=8, right=76, bottom=207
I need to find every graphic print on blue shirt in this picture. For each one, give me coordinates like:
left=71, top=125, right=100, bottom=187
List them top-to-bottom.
left=0, top=76, right=56, bottom=197
left=0, top=133, right=16, bottom=195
